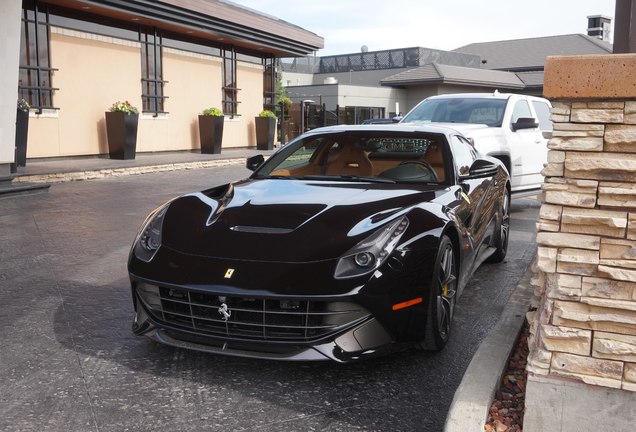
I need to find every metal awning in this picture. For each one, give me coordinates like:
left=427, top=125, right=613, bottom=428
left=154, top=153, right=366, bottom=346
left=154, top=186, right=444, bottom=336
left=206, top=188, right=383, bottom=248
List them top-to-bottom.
left=41, top=0, right=324, bottom=57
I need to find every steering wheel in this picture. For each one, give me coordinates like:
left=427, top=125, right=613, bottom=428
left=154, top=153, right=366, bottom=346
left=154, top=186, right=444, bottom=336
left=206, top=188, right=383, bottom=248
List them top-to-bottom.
left=399, top=160, right=439, bottom=181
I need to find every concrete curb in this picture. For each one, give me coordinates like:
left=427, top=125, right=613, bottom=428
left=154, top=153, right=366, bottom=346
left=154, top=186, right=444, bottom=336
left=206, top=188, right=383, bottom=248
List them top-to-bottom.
left=13, top=158, right=244, bottom=184
left=0, top=181, right=50, bottom=198
left=443, top=259, right=535, bottom=432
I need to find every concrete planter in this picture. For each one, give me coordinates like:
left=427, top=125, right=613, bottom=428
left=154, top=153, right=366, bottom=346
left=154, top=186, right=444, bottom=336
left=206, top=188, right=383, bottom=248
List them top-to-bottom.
left=14, top=109, right=29, bottom=168
left=105, top=111, right=138, bottom=160
left=198, top=115, right=224, bottom=154
left=255, top=116, right=276, bottom=150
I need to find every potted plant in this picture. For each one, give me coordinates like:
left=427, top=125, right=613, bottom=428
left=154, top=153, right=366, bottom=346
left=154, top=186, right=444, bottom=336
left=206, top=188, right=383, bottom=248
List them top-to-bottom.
left=13, top=99, right=30, bottom=171
left=105, top=100, right=139, bottom=160
left=198, top=107, right=224, bottom=154
left=255, top=109, right=277, bottom=150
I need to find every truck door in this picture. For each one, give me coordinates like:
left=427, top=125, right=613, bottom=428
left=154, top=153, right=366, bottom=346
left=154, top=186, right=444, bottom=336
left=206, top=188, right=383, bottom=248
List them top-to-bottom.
left=507, top=99, right=547, bottom=191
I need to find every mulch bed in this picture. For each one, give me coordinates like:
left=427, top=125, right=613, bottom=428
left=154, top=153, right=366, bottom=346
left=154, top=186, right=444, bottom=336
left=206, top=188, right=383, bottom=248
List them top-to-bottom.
left=484, top=320, right=529, bottom=432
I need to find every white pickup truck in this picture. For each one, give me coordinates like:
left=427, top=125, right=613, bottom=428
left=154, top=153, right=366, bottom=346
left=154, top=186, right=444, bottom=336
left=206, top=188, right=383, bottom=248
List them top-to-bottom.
left=400, top=92, right=552, bottom=193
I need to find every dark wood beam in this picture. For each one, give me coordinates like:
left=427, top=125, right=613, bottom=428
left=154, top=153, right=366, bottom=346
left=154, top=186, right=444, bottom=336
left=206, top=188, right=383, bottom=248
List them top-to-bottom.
left=40, top=0, right=323, bottom=57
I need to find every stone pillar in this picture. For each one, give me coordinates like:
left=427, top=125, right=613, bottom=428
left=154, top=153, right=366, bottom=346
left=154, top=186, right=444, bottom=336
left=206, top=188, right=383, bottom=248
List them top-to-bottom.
left=0, top=1, right=22, bottom=177
left=524, top=54, right=636, bottom=431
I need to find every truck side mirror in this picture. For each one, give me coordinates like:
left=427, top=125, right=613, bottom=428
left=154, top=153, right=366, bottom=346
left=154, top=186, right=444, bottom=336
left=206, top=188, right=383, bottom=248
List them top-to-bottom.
left=512, top=117, right=539, bottom=131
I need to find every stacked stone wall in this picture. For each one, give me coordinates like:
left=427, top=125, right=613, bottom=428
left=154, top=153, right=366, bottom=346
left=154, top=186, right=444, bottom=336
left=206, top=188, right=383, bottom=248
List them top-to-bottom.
left=528, top=100, right=636, bottom=392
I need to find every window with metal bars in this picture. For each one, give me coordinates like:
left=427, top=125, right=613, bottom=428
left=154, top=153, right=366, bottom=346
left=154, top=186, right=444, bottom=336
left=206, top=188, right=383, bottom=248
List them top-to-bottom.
left=19, top=0, right=59, bottom=113
left=140, top=29, right=168, bottom=115
left=222, top=48, right=240, bottom=116
left=262, top=57, right=276, bottom=112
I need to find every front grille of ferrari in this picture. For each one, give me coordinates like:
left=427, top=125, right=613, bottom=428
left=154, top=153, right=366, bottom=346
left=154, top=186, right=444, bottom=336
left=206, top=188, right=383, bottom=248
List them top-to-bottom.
left=136, top=283, right=370, bottom=342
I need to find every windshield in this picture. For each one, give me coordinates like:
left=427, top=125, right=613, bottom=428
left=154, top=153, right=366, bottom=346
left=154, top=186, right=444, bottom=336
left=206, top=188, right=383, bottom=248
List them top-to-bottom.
left=402, top=97, right=508, bottom=127
left=254, top=131, right=449, bottom=185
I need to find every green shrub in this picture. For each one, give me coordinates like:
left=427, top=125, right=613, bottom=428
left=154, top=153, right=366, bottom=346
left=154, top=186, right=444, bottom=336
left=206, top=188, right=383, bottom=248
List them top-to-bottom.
left=201, top=107, right=224, bottom=116
left=258, top=110, right=277, bottom=119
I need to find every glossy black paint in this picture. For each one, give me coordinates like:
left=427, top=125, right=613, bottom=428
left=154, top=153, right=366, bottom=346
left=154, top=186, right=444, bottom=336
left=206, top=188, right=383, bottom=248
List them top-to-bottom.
left=128, top=124, right=510, bottom=362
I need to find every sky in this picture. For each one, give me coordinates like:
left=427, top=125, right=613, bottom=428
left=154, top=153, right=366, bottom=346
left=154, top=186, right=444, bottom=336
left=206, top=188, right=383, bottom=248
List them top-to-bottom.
left=230, top=0, right=616, bottom=56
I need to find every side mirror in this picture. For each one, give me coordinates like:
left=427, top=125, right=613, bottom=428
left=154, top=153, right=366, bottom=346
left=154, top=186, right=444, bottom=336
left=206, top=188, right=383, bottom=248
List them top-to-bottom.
left=392, top=116, right=403, bottom=123
left=511, top=117, right=539, bottom=131
left=542, top=131, right=553, bottom=139
left=246, top=154, right=265, bottom=171
left=467, top=158, right=499, bottom=178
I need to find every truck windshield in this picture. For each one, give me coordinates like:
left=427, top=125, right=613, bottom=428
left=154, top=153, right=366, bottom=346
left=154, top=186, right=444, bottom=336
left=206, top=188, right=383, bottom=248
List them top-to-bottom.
left=402, top=98, right=508, bottom=127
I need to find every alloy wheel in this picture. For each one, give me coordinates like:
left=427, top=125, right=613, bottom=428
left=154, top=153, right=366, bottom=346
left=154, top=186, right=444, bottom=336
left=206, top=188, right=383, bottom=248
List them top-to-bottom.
left=436, top=240, right=457, bottom=342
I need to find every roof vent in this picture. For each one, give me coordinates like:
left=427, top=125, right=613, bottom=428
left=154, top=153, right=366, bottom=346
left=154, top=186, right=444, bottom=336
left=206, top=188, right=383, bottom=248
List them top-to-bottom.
left=587, top=15, right=612, bottom=41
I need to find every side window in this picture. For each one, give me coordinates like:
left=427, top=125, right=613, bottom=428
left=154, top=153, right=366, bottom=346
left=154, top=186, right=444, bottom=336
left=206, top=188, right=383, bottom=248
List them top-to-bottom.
left=19, top=1, right=58, bottom=112
left=140, top=29, right=166, bottom=115
left=222, top=48, right=239, bottom=117
left=262, top=57, right=275, bottom=111
left=511, top=100, right=532, bottom=123
left=532, top=101, right=553, bottom=132
left=450, top=135, right=476, bottom=176
left=268, top=138, right=327, bottom=171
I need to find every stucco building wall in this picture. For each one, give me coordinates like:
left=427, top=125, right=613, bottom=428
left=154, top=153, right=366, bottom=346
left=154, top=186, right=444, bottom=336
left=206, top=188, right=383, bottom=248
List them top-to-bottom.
left=26, top=27, right=265, bottom=159
left=237, top=62, right=268, bottom=148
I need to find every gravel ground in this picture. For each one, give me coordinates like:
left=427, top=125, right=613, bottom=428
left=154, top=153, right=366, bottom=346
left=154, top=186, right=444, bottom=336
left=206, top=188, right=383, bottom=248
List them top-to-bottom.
left=484, top=321, right=529, bottom=431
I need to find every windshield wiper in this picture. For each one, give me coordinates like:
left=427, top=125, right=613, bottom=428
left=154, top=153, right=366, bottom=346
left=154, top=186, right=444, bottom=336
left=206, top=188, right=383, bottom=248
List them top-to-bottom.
left=257, top=175, right=298, bottom=180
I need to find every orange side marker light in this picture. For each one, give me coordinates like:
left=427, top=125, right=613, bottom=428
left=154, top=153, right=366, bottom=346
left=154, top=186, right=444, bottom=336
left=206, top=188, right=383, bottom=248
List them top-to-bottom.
left=392, top=297, right=423, bottom=311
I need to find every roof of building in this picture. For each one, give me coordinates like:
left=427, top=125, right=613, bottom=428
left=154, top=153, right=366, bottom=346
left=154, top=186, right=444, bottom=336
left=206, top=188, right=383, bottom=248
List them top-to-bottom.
left=42, top=0, right=323, bottom=57
left=453, top=34, right=612, bottom=71
left=380, top=63, right=525, bottom=89
left=515, top=71, right=545, bottom=88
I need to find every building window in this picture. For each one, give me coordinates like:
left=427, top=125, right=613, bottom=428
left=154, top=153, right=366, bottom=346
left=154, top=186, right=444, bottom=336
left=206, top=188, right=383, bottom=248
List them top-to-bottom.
left=19, top=0, right=58, bottom=112
left=140, top=28, right=167, bottom=115
left=222, top=48, right=239, bottom=116
left=262, top=57, right=275, bottom=111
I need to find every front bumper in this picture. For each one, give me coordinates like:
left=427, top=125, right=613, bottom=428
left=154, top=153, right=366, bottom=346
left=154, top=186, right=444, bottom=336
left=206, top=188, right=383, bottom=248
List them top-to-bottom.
left=131, top=278, right=399, bottom=362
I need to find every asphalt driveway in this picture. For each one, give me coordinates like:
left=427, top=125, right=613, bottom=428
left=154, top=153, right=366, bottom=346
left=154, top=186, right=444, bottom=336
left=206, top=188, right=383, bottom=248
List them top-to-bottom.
left=0, top=165, right=539, bottom=431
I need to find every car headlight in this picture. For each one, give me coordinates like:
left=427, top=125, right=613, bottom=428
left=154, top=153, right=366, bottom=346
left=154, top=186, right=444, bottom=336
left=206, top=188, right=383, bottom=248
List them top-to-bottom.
left=133, top=204, right=169, bottom=262
left=334, top=216, right=409, bottom=279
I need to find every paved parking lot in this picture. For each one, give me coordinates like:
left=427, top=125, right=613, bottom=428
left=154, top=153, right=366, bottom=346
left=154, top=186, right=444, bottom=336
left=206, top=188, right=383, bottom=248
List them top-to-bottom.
left=0, top=165, right=539, bottom=431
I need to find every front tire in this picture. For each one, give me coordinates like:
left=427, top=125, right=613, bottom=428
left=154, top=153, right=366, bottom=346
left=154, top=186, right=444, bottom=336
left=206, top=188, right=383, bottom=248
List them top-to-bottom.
left=418, top=235, right=457, bottom=351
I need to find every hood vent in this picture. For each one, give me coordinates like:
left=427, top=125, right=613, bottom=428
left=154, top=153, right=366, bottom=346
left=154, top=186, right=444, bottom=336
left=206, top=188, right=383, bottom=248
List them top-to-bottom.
left=230, top=225, right=294, bottom=234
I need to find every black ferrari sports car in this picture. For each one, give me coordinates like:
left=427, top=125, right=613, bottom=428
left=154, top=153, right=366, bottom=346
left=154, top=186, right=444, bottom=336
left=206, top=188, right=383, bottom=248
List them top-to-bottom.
left=128, top=124, right=510, bottom=362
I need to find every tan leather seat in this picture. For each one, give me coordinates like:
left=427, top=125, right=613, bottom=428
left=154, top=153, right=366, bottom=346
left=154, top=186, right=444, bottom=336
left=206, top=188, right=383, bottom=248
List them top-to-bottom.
left=325, top=145, right=373, bottom=176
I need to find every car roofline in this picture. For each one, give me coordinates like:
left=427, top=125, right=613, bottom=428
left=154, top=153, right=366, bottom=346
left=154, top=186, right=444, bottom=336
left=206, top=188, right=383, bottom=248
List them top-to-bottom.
left=299, top=124, right=461, bottom=136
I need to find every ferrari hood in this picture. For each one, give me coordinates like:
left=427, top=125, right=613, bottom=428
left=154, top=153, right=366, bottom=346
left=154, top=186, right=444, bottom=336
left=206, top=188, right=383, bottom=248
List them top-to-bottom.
left=160, top=179, right=445, bottom=262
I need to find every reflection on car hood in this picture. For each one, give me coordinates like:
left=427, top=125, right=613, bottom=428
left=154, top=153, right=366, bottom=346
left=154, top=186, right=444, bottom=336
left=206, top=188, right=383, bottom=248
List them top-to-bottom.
left=161, top=179, right=446, bottom=262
